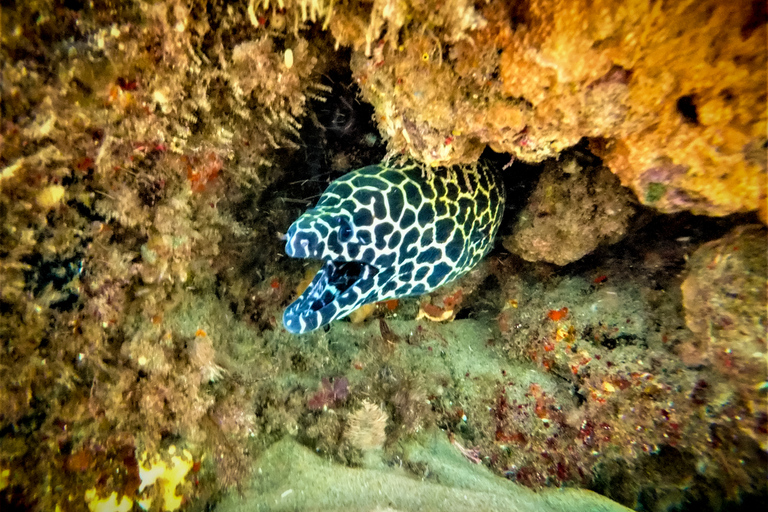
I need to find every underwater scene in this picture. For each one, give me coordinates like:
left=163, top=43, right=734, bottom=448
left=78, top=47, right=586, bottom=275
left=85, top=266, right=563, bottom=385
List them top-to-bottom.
left=0, top=1, right=766, bottom=511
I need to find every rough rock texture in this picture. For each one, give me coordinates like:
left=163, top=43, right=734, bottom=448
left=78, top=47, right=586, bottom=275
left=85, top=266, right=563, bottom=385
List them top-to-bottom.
left=337, top=0, right=767, bottom=219
left=0, top=2, right=329, bottom=508
left=504, top=151, right=635, bottom=266
left=491, top=219, right=768, bottom=504
left=681, top=225, right=767, bottom=448
left=682, top=225, right=767, bottom=360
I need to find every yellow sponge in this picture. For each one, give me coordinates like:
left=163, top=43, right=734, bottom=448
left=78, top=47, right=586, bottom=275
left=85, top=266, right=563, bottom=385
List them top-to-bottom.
left=138, top=445, right=195, bottom=511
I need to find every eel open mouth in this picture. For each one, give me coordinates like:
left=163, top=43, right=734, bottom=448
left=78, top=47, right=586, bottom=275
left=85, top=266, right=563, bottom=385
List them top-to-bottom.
left=283, top=259, right=379, bottom=334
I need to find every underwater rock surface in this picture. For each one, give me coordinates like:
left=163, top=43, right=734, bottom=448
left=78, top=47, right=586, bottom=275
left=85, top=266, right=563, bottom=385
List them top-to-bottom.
left=347, top=0, right=768, bottom=220
left=0, top=1, right=765, bottom=512
left=504, top=150, right=636, bottom=266
left=681, top=225, right=767, bottom=449
left=215, top=433, right=632, bottom=512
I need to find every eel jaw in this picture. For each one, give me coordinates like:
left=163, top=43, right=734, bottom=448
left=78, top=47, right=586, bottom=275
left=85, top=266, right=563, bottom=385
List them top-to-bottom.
left=283, top=259, right=379, bottom=334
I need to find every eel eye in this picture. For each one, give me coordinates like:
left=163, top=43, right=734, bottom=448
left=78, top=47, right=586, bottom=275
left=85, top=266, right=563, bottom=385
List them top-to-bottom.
left=336, top=216, right=353, bottom=242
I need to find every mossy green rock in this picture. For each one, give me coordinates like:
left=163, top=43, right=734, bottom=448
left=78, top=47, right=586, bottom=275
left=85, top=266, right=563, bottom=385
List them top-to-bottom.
left=215, top=432, right=632, bottom=512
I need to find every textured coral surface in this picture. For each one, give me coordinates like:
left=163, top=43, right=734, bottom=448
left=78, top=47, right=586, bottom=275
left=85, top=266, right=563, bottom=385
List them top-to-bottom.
left=344, top=0, right=767, bottom=219
left=1, top=1, right=766, bottom=512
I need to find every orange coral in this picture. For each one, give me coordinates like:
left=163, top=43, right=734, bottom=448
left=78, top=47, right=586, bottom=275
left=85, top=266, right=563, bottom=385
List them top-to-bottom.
left=345, top=0, right=766, bottom=219
left=547, top=307, right=568, bottom=322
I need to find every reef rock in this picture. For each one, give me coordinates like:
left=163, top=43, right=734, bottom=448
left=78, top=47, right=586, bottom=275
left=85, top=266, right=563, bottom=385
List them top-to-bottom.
left=504, top=152, right=635, bottom=266
left=681, top=225, right=768, bottom=447
left=682, top=225, right=767, bottom=364
left=215, top=433, right=633, bottom=512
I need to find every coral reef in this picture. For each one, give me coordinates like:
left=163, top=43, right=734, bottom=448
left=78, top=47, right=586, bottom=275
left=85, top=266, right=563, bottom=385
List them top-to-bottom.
left=1, top=0, right=327, bottom=509
left=340, top=0, right=767, bottom=219
left=1, top=1, right=766, bottom=511
left=504, top=149, right=636, bottom=265
left=487, top=217, right=768, bottom=507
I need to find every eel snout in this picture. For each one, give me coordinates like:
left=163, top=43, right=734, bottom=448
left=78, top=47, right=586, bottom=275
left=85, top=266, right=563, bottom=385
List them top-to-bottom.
left=282, top=259, right=379, bottom=334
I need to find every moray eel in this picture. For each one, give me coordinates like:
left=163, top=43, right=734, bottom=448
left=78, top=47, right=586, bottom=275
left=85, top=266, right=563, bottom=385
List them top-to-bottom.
left=283, top=159, right=505, bottom=334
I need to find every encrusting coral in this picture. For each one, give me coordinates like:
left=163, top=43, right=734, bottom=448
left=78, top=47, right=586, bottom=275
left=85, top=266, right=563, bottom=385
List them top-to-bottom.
left=341, top=0, right=767, bottom=220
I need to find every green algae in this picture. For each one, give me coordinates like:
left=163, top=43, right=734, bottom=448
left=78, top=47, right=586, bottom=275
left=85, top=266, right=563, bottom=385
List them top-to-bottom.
left=645, top=183, right=666, bottom=203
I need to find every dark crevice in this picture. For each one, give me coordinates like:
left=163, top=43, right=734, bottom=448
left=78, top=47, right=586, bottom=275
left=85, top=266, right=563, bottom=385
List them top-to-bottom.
left=676, top=95, right=699, bottom=125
